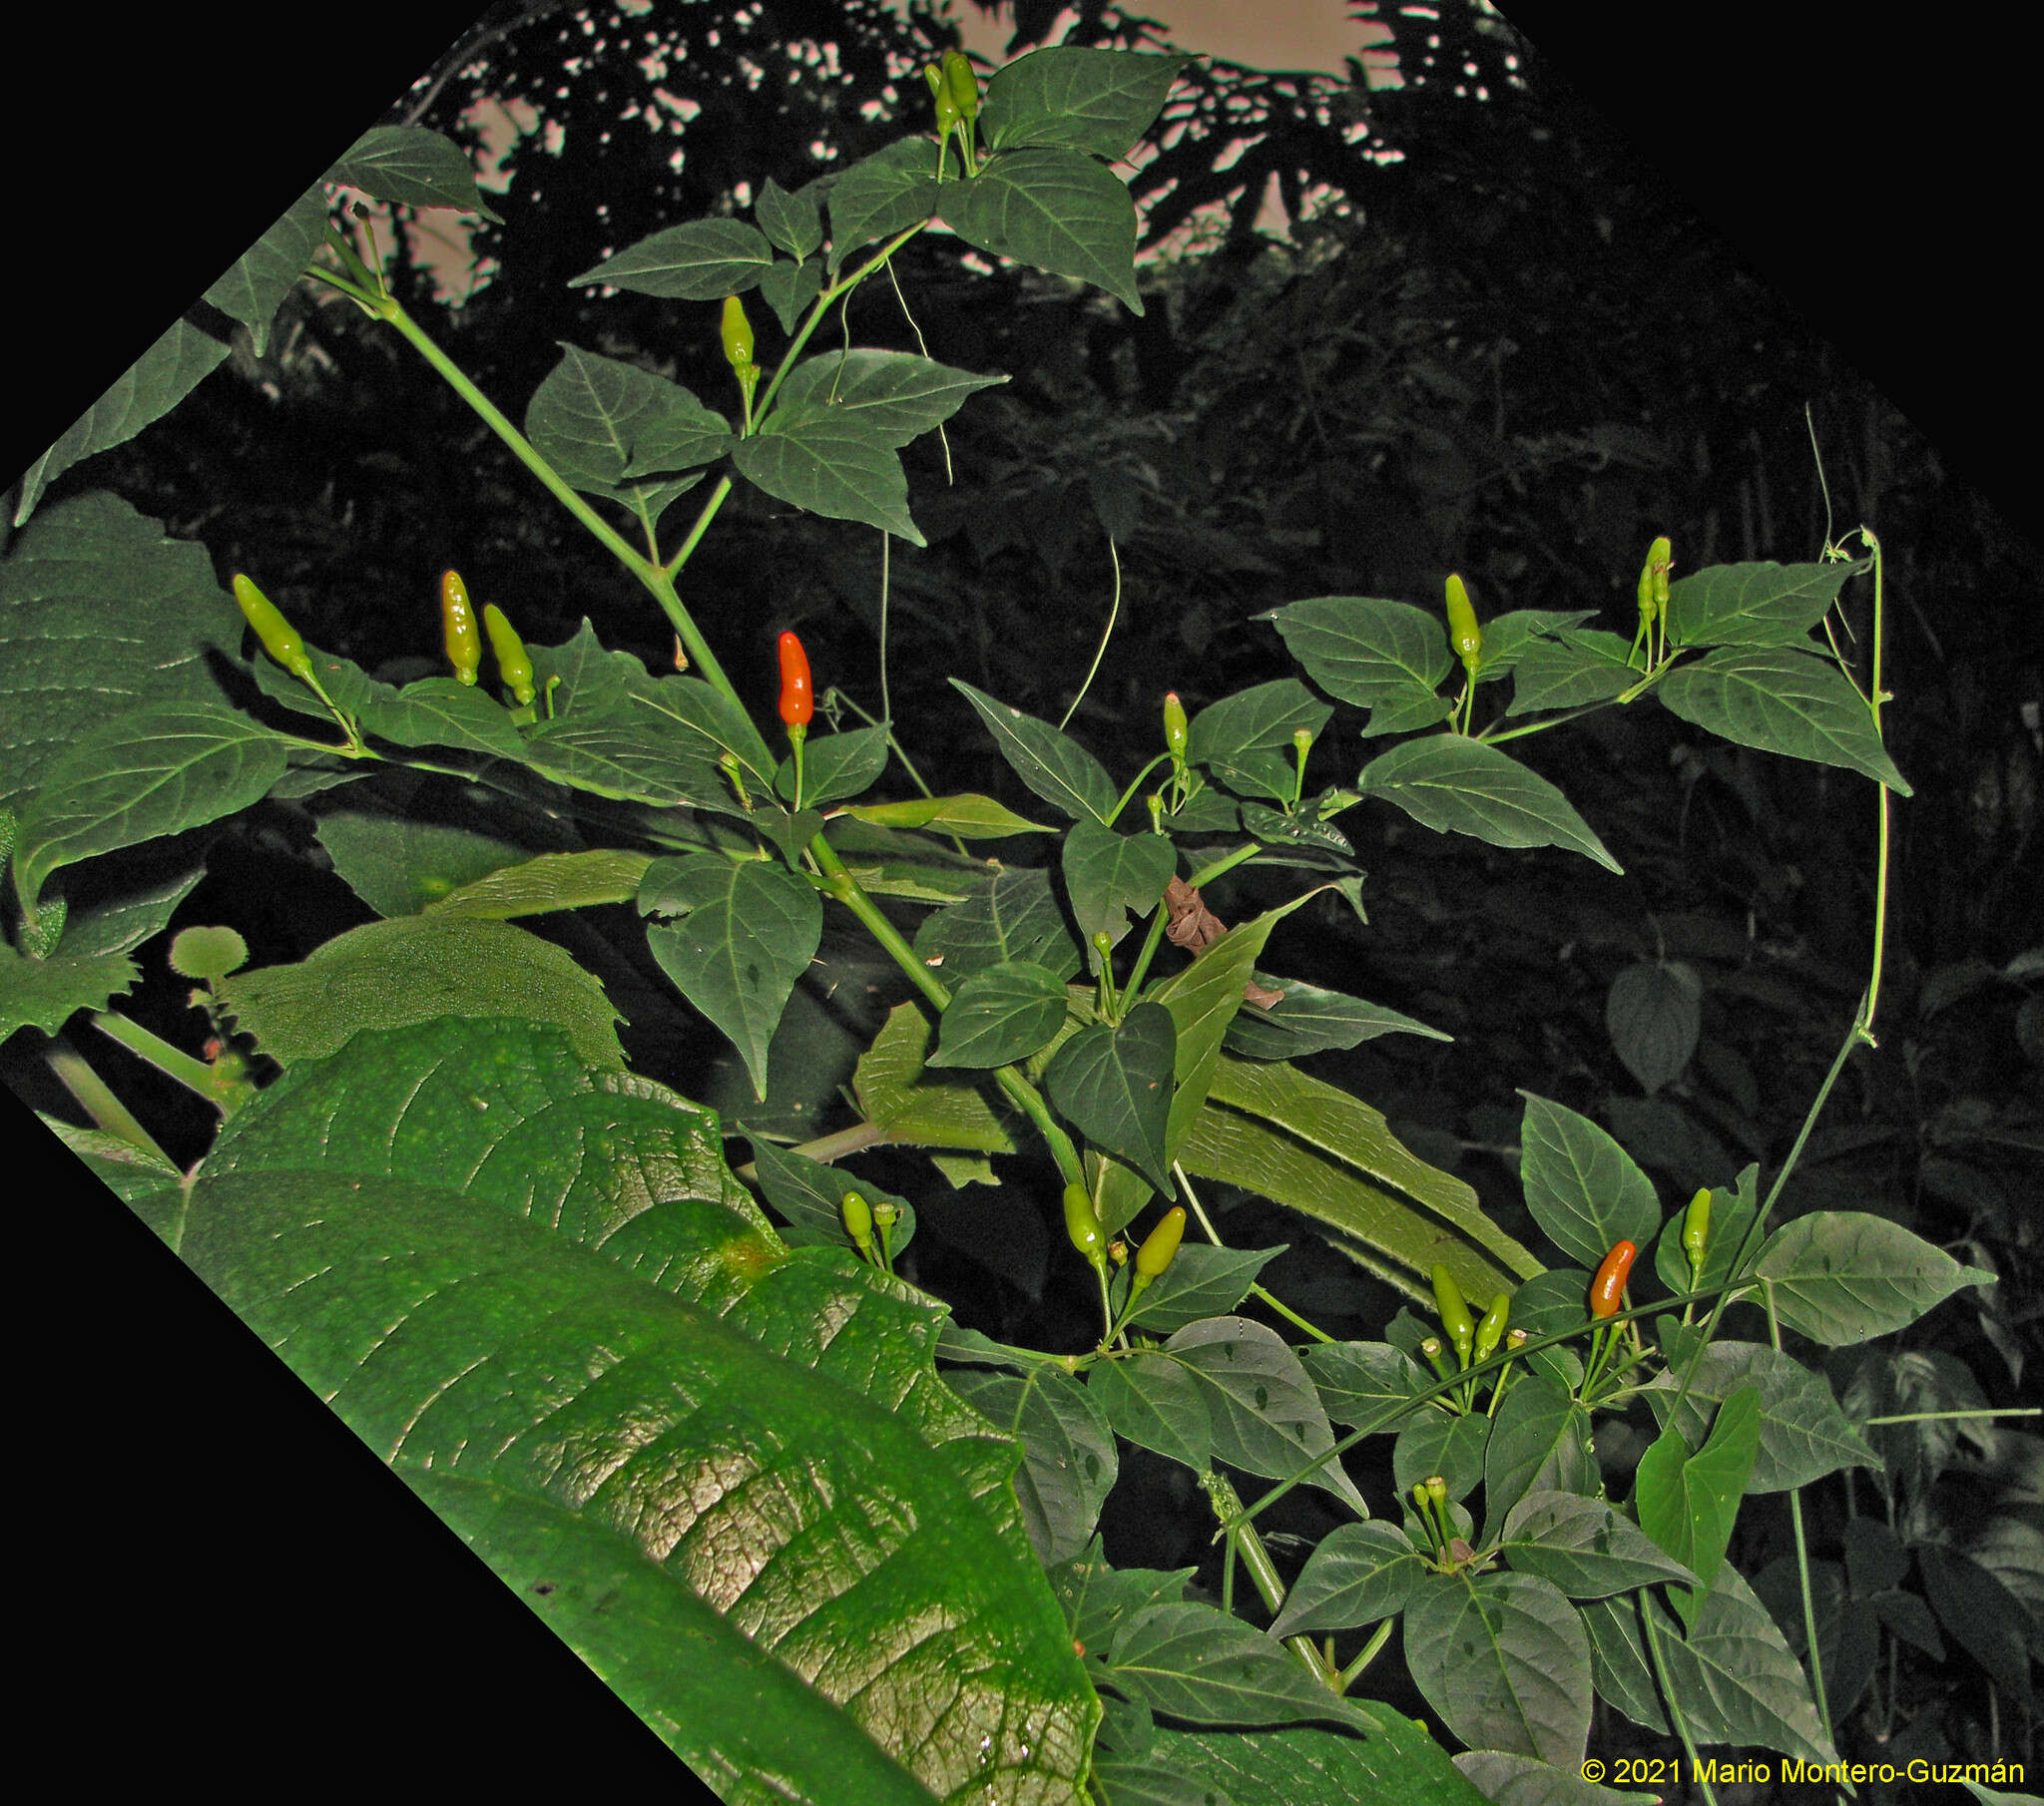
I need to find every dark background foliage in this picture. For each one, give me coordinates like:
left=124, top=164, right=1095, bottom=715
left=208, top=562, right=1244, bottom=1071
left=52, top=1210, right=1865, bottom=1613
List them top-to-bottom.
left=8, top=1, right=2037, bottom=1792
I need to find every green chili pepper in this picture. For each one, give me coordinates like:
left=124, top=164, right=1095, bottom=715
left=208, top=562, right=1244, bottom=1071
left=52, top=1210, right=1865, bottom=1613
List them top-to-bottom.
left=941, top=48, right=979, bottom=122
left=925, top=62, right=961, bottom=130
left=721, top=294, right=755, bottom=371
left=442, top=569, right=482, bottom=685
left=1445, top=573, right=1482, bottom=672
left=233, top=574, right=314, bottom=683
left=482, top=604, right=536, bottom=706
left=1163, top=691, right=1189, bottom=761
left=1063, top=1181, right=1106, bottom=1270
left=1683, top=1186, right=1712, bottom=1276
left=841, top=1190, right=874, bottom=1258
left=1132, top=1205, right=1187, bottom=1294
left=1431, top=1264, right=1475, bottom=1368
left=1474, top=1292, right=1510, bottom=1363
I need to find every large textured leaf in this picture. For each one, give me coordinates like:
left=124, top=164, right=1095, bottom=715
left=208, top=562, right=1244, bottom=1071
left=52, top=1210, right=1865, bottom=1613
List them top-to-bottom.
left=980, top=47, right=1188, bottom=160
left=326, top=124, right=503, bottom=221
left=944, top=149, right=1144, bottom=313
left=204, top=185, right=327, bottom=356
left=569, top=218, right=774, bottom=298
left=13, top=318, right=230, bottom=525
left=0, top=493, right=238, bottom=817
left=1664, top=561, right=1855, bottom=650
left=1657, top=647, right=1910, bottom=793
left=1186, top=678, right=1330, bottom=769
left=950, top=682, right=1117, bottom=823
left=12, top=702, right=292, bottom=913
left=1357, top=736, right=1622, bottom=874
left=640, top=854, right=822, bottom=1100
left=913, top=863, right=1083, bottom=981
left=218, top=915, right=626, bottom=1069
left=854, top=1001, right=1018, bottom=1154
left=179, top=1017, right=1096, bottom=1803
left=1516, top=1092, right=1662, bottom=1272
left=1753, top=1210, right=1994, bottom=1344
left=1643, top=1339, right=1878, bottom=1493
left=1403, top=1572, right=1591, bottom=1766
left=1150, top=1721, right=1486, bottom=1806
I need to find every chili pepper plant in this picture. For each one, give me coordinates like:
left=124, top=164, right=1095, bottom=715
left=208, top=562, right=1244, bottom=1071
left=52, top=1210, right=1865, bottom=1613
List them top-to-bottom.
left=0, top=40, right=2016, bottom=1806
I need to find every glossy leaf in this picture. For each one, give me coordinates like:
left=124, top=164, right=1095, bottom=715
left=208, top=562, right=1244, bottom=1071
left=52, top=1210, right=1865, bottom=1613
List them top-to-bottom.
left=979, top=47, right=1188, bottom=160
left=826, top=140, right=943, bottom=261
left=945, top=149, right=1144, bottom=313
left=569, top=218, right=774, bottom=298
left=527, top=344, right=725, bottom=526
left=770, top=349, right=1005, bottom=445
left=1664, top=560, right=1856, bottom=650
left=1263, top=596, right=1454, bottom=711
left=1467, top=608, right=1598, bottom=681
left=1503, top=630, right=1635, bottom=716
left=1657, top=646, right=1911, bottom=793
left=358, top=677, right=530, bottom=758
left=1185, top=678, right=1330, bottom=769
left=950, top=681, right=1117, bottom=823
left=777, top=723, right=891, bottom=809
left=1358, top=736, right=1622, bottom=874
left=845, top=793, right=1052, bottom=837
left=1062, top=817, right=1175, bottom=958
left=913, top=863, right=1083, bottom=982
left=929, top=959, right=1071, bottom=1069
left=1516, top=1091, right=1661, bottom=1271
left=1753, top=1210, right=1994, bottom=1345
left=1119, top=1242, right=1283, bottom=1335
left=1483, top=1375, right=1599, bottom=1534
left=1268, top=1521, right=1427, bottom=1636
left=1403, top=1572, right=1592, bottom=1766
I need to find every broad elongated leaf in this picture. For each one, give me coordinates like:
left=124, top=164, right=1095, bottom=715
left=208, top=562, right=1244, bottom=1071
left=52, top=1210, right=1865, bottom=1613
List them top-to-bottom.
left=980, top=47, right=1188, bottom=160
left=327, top=124, right=503, bottom=220
left=827, top=140, right=944, bottom=261
left=944, top=149, right=1144, bottom=313
left=756, top=177, right=822, bottom=259
left=204, top=186, right=327, bottom=357
left=569, top=218, right=774, bottom=297
left=759, top=254, right=825, bottom=333
left=14, top=318, right=230, bottom=526
left=527, top=343, right=727, bottom=524
left=770, top=349, right=1005, bottom=446
left=735, top=407, right=920, bottom=541
left=0, top=493, right=239, bottom=817
left=1664, top=560, right=1855, bottom=650
left=1262, top=596, right=1454, bottom=710
left=1468, top=608, right=1598, bottom=680
left=1504, top=630, right=1635, bottom=716
left=1657, top=646, right=1910, bottom=793
left=358, top=677, right=530, bottom=758
left=1185, top=679, right=1330, bottom=768
left=950, top=682, right=1117, bottom=823
left=13, top=702, right=292, bottom=912
left=518, top=712, right=732, bottom=811
left=777, top=724, right=890, bottom=809
left=1357, top=736, right=1622, bottom=873
left=844, top=793, right=1051, bottom=838
left=1062, top=817, right=1175, bottom=957
left=425, top=850, right=656, bottom=919
left=640, top=853, right=822, bottom=1100
left=913, top=863, right=1083, bottom=981
left=219, top=915, right=626, bottom=1069
left=929, top=959, right=1071, bottom=1069
left=1227, top=977, right=1449, bottom=1061
left=853, top=1001, right=1018, bottom=1153
left=1045, top=1003, right=1176, bottom=1192
left=179, top=1017, right=1096, bottom=1803
left=1516, top=1092, right=1662, bottom=1271
left=746, top=1136, right=913, bottom=1256
left=1652, top=1162, right=1760, bottom=1299
left=1754, top=1210, right=1994, bottom=1344
left=1119, top=1242, right=1282, bottom=1335
left=1643, top=1339, right=1878, bottom=1493
left=1301, top=1340, right=1432, bottom=1433
left=1085, top=1351, right=1211, bottom=1474
left=949, top=1367, right=1118, bottom=1567
left=1482, top=1375, right=1599, bottom=1534
left=1634, top=1385, right=1761, bottom=1621
left=1392, top=1410, right=1489, bottom=1505
left=1496, top=1493, right=1698, bottom=1598
left=1270, top=1521, right=1428, bottom=1636
left=1648, top=1568, right=1836, bottom=1767
left=1403, top=1572, right=1591, bottom=1766
left=1578, top=1592, right=1668, bottom=1733
left=1106, top=1599, right=1377, bottom=1729
left=1149, top=1722, right=1486, bottom=1806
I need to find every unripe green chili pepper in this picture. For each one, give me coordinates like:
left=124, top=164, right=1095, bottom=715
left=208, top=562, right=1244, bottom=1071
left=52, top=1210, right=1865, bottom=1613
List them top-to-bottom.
left=941, top=48, right=979, bottom=121
left=925, top=62, right=961, bottom=130
left=721, top=293, right=755, bottom=371
left=442, top=569, right=482, bottom=685
left=1444, top=573, right=1482, bottom=671
left=233, top=574, right=314, bottom=683
left=482, top=604, right=536, bottom=705
left=776, top=630, right=813, bottom=731
left=1163, top=691, right=1189, bottom=761
left=1063, top=1181, right=1106, bottom=1270
left=1683, top=1186, right=1712, bottom=1276
left=841, top=1190, right=875, bottom=1258
left=1133, top=1205, right=1187, bottom=1285
left=1589, top=1239, right=1638, bottom=1318
left=1431, top=1264, right=1475, bottom=1367
left=1474, top=1292, right=1511, bottom=1363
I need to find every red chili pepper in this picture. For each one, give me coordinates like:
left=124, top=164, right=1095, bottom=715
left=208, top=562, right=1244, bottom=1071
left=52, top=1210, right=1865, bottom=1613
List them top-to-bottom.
left=776, top=630, right=813, bottom=728
left=1589, top=1239, right=1638, bottom=1318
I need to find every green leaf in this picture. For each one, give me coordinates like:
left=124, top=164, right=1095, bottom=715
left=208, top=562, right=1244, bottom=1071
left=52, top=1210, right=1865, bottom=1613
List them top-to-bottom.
left=980, top=47, right=1188, bottom=160
left=326, top=124, right=503, bottom=222
left=826, top=140, right=943, bottom=262
left=944, top=149, right=1145, bottom=314
left=756, top=177, right=822, bottom=259
left=203, top=186, right=328, bottom=358
left=569, top=217, right=774, bottom=297
left=758, top=254, right=825, bottom=334
left=13, top=319, right=230, bottom=527
left=527, top=343, right=728, bottom=524
left=771, top=349, right=1007, bottom=447
left=735, top=409, right=918, bottom=542
left=0, top=493, right=240, bottom=817
left=1665, top=560, right=1856, bottom=650
left=1262, top=596, right=1454, bottom=712
left=1468, top=609, right=1597, bottom=680
left=528, top=619, right=646, bottom=716
left=1503, top=629, right=1636, bottom=716
left=1657, top=646, right=1911, bottom=794
left=630, top=673, right=778, bottom=788
left=358, top=677, right=530, bottom=758
left=1186, top=678, right=1330, bottom=768
left=950, top=681, right=1117, bottom=823
left=12, top=703, right=292, bottom=914
left=517, top=712, right=734, bottom=812
left=777, top=724, right=891, bottom=809
left=1357, top=736, right=1622, bottom=874
left=844, top=793, right=1052, bottom=838
left=316, top=809, right=535, bottom=918
left=1062, top=817, right=1175, bottom=959
left=424, top=850, right=656, bottom=919
left=639, top=853, right=822, bottom=1100
left=913, top=863, right=1083, bottom=981
left=55, top=865, right=207, bottom=960
left=218, top=916, right=625, bottom=1069
left=168, top=925, right=249, bottom=983
left=0, top=940, right=138, bottom=1040
left=929, top=959, right=1071, bottom=1069
left=1605, top=960, right=1701, bottom=1095
left=1226, top=978, right=1450, bottom=1061
left=853, top=1000, right=1017, bottom=1154
left=1045, top=1003, right=1176, bottom=1192
left=185, top=1016, right=1095, bottom=1802
left=1516, top=1092, right=1662, bottom=1271
left=40, top=1115, right=185, bottom=1205
left=746, top=1136, right=913, bottom=1256
left=1651, top=1163, right=1760, bottom=1299
left=1754, top=1210, right=1994, bottom=1344
left=1120, top=1242, right=1283, bottom=1335
left=1164, top=1315, right=1368, bottom=1515
left=1645, top=1338, right=1878, bottom=1493
left=1301, top=1340, right=1432, bottom=1432
left=1086, top=1352, right=1212, bottom=1473
left=949, top=1367, right=1118, bottom=1567
left=1482, top=1375, right=1599, bottom=1533
left=1633, top=1385, right=1761, bottom=1622
left=1392, top=1411, right=1490, bottom=1505
left=1496, top=1493, right=1698, bottom=1599
left=1270, top=1521, right=1427, bottom=1637
left=1917, top=1546, right=2039, bottom=1711
left=1648, top=1568, right=1836, bottom=1767
left=1402, top=1572, right=1591, bottom=1766
left=1578, top=1592, right=1668, bottom=1733
left=1106, top=1598, right=1376, bottom=1729
left=1148, top=1722, right=1487, bottom=1806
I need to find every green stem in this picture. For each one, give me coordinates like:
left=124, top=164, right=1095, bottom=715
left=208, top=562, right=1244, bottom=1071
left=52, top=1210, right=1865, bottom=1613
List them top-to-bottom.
left=87, top=1010, right=218, bottom=1096
left=45, top=1037, right=177, bottom=1168
left=1176, top=1163, right=1338, bottom=1344
left=1860, top=1407, right=2040, bottom=1426
left=1204, top=1472, right=1341, bottom=1692
left=1643, top=1595, right=1717, bottom=1806
left=1338, top=1618, right=1394, bottom=1689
